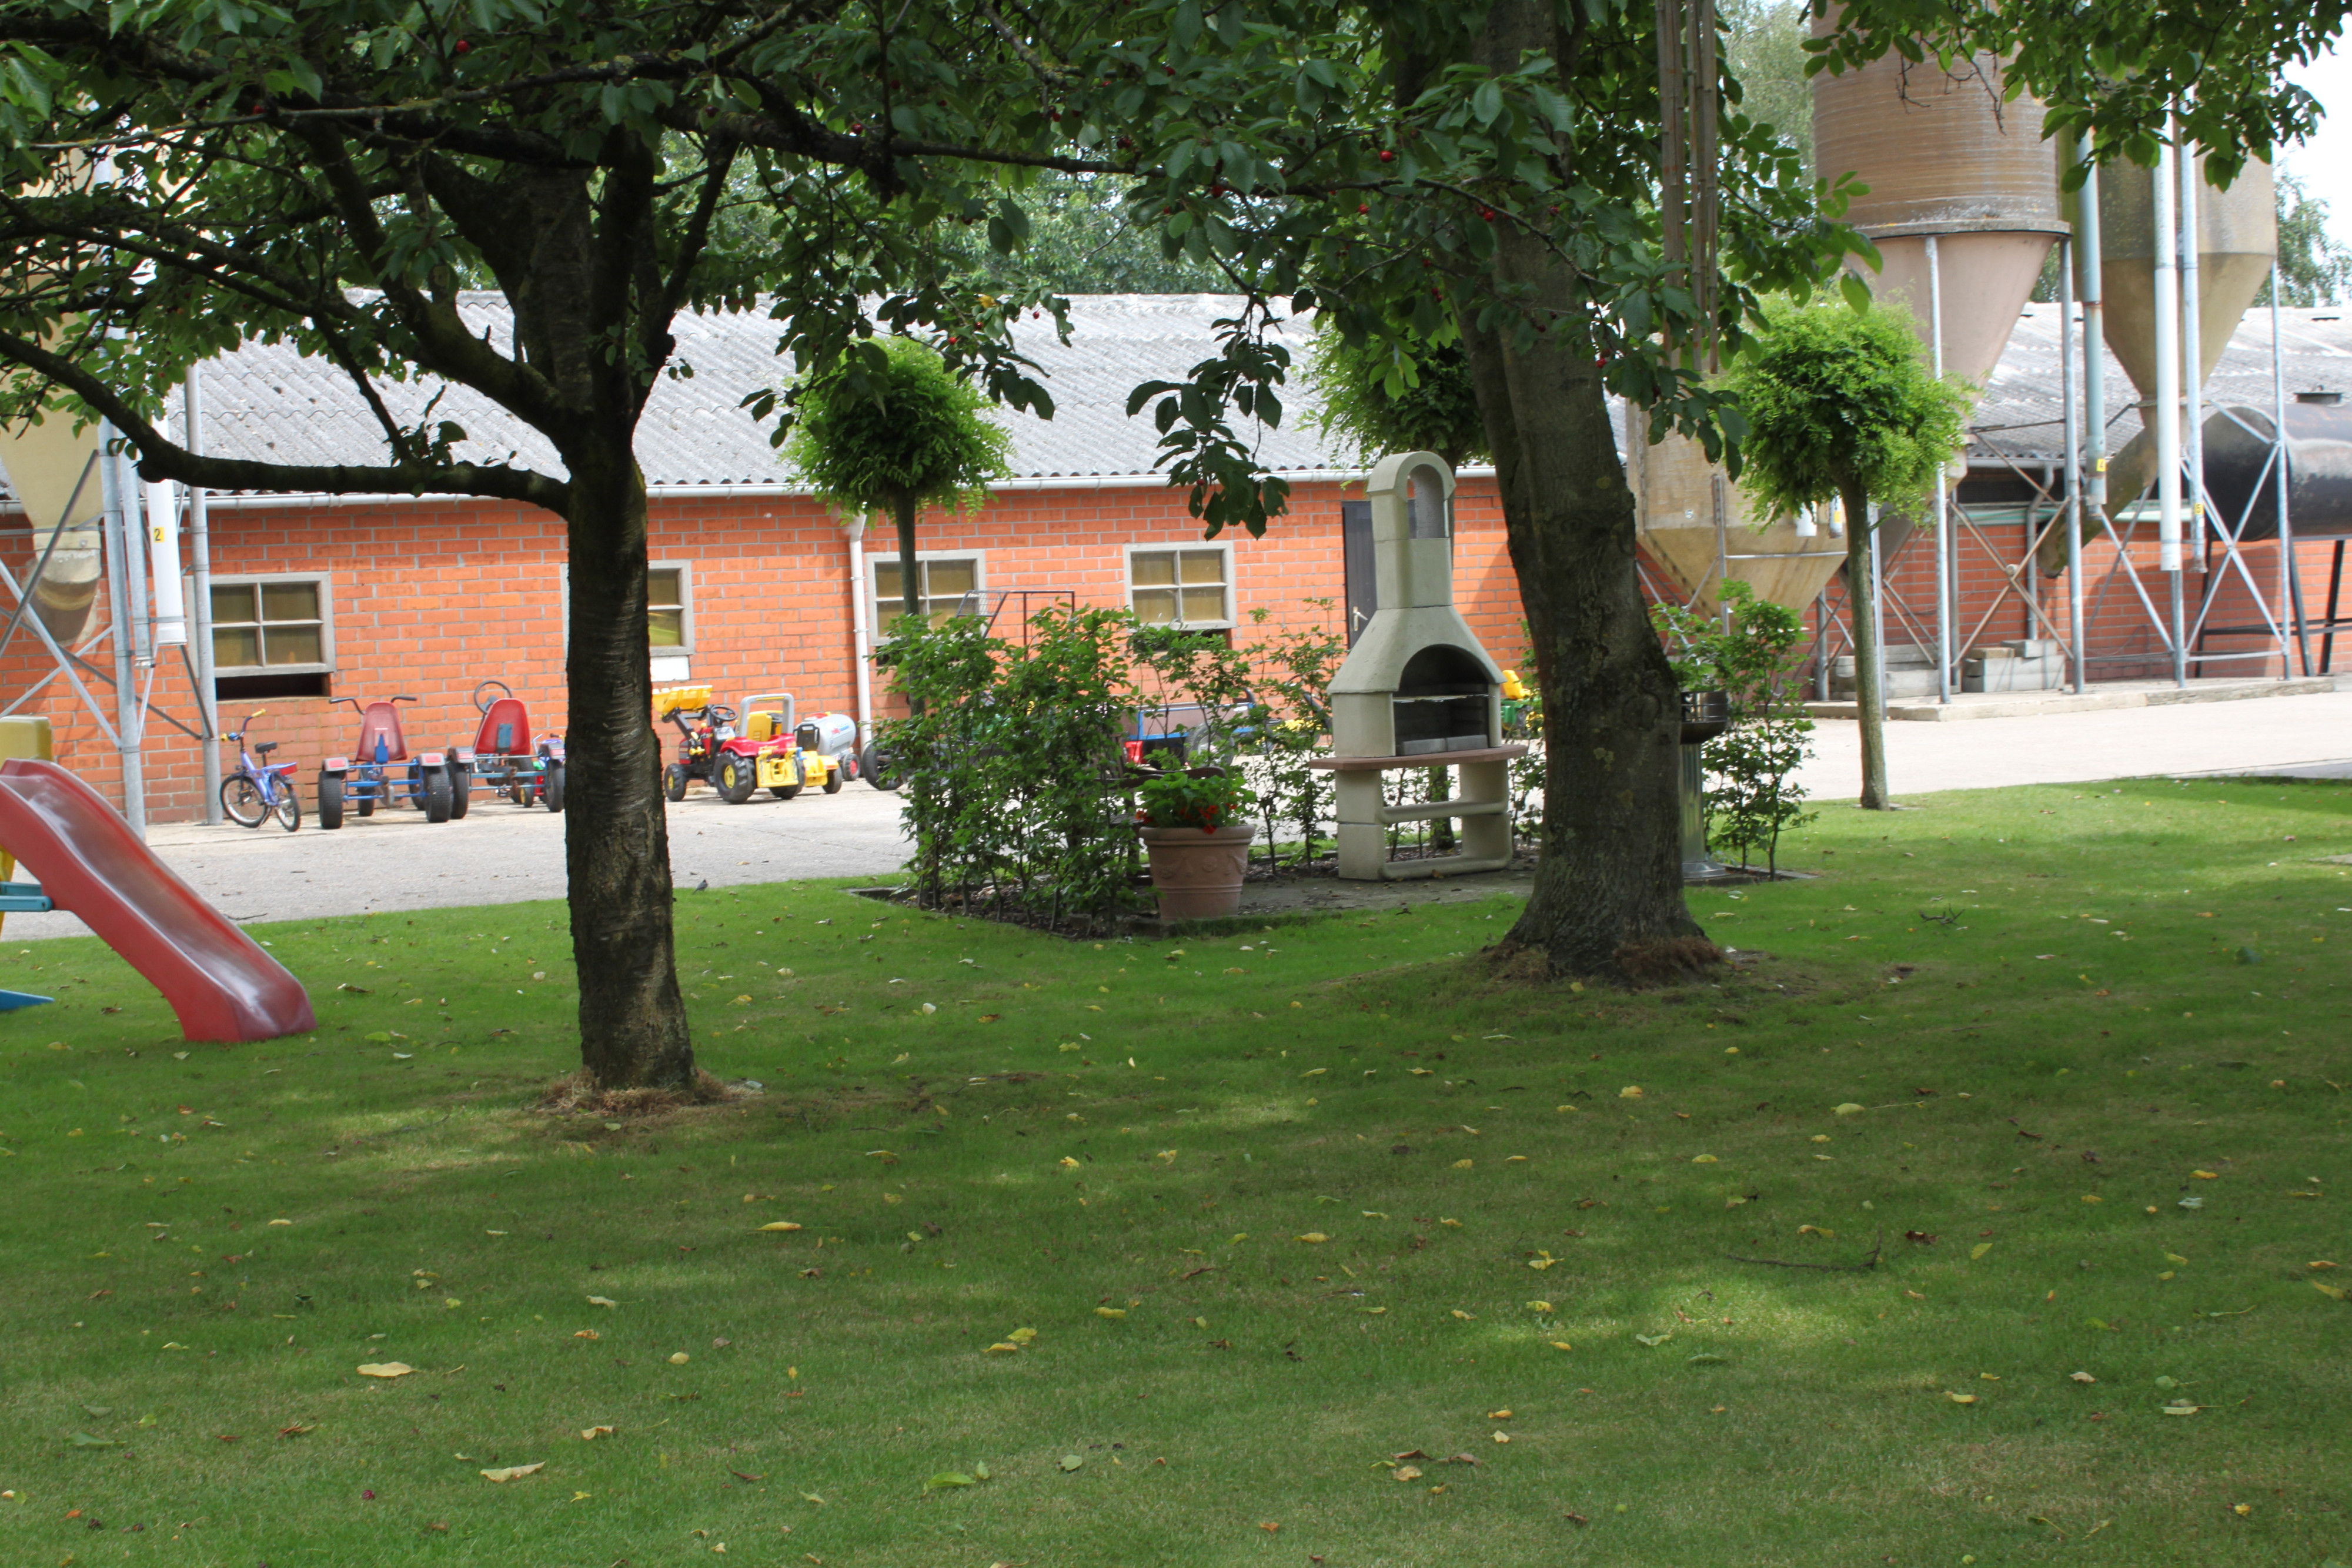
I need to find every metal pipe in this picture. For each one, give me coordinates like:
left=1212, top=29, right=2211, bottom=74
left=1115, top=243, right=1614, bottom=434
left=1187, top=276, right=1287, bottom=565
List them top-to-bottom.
left=2153, top=121, right=2186, bottom=683
left=2074, top=133, right=2102, bottom=694
left=2180, top=133, right=2207, bottom=680
left=1928, top=233, right=1950, bottom=702
left=2060, top=236, right=2086, bottom=693
left=2269, top=268, right=2300, bottom=677
left=186, top=369, right=222, bottom=822
left=97, top=422, right=145, bottom=837
left=116, top=443, right=152, bottom=668
left=1868, top=501, right=1885, bottom=720
left=845, top=510, right=874, bottom=750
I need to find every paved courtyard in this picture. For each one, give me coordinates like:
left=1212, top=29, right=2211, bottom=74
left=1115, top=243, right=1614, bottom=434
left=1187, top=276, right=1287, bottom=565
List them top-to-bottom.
left=4, top=681, right=2346, bottom=941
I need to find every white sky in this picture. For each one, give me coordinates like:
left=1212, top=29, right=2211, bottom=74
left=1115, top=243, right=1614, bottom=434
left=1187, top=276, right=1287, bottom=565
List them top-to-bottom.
left=2281, top=42, right=2352, bottom=249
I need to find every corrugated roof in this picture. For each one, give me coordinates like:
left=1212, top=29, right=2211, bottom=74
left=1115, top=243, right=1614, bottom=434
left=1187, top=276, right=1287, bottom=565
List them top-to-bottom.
left=22, top=293, right=1338, bottom=498
left=9, top=296, right=2351, bottom=504
left=1968, top=303, right=2352, bottom=468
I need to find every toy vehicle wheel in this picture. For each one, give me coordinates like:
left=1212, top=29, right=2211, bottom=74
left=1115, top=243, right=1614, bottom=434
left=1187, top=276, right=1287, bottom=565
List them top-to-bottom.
left=860, top=741, right=897, bottom=792
left=716, top=755, right=757, bottom=804
left=543, top=761, right=566, bottom=814
left=448, top=763, right=472, bottom=820
left=663, top=763, right=690, bottom=803
left=422, top=766, right=454, bottom=823
left=821, top=767, right=844, bottom=795
left=317, top=772, right=345, bottom=830
left=221, top=775, right=269, bottom=827
left=355, top=779, right=375, bottom=818
left=770, top=783, right=802, bottom=801
left=275, top=787, right=302, bottom=833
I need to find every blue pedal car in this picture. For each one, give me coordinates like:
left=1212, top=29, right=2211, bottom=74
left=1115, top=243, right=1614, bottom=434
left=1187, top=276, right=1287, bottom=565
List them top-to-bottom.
left=316, top=695, right=455, bottom=828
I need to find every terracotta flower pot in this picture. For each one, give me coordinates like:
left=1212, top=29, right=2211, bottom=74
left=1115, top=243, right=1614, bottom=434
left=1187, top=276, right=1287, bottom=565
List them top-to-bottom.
left=1138, top=823, right=1255, bottom=920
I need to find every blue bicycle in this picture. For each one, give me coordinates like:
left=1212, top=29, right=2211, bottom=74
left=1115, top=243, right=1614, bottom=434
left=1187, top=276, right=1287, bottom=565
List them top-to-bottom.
left=220, top=710, right=302, bottom=832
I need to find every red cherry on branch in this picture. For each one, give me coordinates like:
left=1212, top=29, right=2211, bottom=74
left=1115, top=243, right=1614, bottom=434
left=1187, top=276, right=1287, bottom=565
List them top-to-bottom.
left=454, top=37, right=470, bottom=53
left=1377, top=149, right=1395, bottom=162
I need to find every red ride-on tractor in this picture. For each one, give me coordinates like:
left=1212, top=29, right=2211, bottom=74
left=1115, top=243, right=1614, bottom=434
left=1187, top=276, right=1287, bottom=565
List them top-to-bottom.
left=446, top=681, right=566, bottom=817
left=656, top=686, right=733, bottom=801
left=316, top=695, right=456, bottom=828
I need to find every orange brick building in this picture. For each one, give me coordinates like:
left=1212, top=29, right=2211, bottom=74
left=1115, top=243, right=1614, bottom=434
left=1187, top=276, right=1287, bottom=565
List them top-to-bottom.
left=3, top=295, right=2344, bottom=826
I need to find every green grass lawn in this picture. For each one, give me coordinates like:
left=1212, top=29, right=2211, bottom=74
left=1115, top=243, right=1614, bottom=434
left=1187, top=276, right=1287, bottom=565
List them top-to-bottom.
left=3, top=776, right=2349, bottom=1567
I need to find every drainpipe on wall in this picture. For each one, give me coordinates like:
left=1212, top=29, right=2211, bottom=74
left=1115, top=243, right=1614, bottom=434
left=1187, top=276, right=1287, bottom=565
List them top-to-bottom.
left=186, top=368, right=222, bottom=823
left=845, top=510, right=874, bottom=749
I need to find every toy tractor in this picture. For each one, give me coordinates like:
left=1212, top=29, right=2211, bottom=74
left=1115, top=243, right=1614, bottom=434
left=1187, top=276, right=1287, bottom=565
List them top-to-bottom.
left=447, top=680, right=565, bottom=817
left=656, top=685, right=734, bottom=801
left=724, top=693, right=844, bottom=802
left=317, top=695, right=456, bottom=828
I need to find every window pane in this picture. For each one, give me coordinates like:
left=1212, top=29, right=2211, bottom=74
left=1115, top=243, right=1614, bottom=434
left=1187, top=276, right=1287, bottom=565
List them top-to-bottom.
left=1179, top=550, right=1226, bottom=585
left=1130, top=551, right=1175, bottom=587
left=924, top=559, right=975, bottom=597
left=873, top=561, right=904, bottom=602
left=647, top=568, right=683, bottom=610
left=260, top=581, right=319, bottom=623
left=211, top=584, right=258, bottom=626
left=1181, top=586, right=1227, bottom=622
left=1132, top=588, right=1180, bottom=624
left=648, top=609, right=684, bottom=647
left=263, top=625, right=322, bottom=666
left=213, top=626, right=261, bottom=668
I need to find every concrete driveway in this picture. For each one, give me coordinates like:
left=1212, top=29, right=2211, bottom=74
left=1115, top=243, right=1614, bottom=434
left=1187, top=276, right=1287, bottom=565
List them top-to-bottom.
left=5, top=685, right=2346, bottom=941
left=2, top=778, right=911, bottom=942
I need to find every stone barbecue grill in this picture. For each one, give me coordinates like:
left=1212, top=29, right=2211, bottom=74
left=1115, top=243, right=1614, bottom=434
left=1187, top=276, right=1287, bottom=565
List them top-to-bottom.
left=1312, top=453, right=1528, bottom=880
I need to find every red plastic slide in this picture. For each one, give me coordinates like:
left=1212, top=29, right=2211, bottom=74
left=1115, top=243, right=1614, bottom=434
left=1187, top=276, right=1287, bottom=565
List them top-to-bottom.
left=0, top=758, right=315, bottom=1041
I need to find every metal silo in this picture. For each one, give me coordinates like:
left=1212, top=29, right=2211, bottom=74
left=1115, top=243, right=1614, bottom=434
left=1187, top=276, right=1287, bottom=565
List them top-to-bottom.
left=1809, top=19, right=2066, bottom=393
left=1628, top=423, right=1847, bottom=615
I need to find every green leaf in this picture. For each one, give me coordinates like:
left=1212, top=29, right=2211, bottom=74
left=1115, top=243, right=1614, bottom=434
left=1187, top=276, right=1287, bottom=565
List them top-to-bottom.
left=1471, top=81, right=1504, bottom=125
left=1838, top=272, right=1873, bottom=314
left=70, top=1432, right=116, bottom=1447
left=1058, top=1454, right=1084, bottom=1471
left=923, top=1472, right=975, bottom=1490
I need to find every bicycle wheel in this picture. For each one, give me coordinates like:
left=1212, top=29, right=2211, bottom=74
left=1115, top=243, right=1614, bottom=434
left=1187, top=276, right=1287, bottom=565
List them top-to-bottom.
left=220, top=774, right=269, bottom=827
left=274, top=785, right=302, bottom=833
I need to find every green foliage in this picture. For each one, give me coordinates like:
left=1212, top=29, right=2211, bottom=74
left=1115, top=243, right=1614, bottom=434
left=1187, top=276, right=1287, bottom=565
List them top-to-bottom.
left=1722, top=0, right=1815, bottom=180
left=936, top=170, right=1232, bottom=296
left=2262, top=172, right=2352, bottom=308
left=1721, top=299, right=1973, bottom=525
left=1304, top=320, right=1488, bottom=470
left=785, top=337, right=1014, bottom=523
left=1652, top=581, right=1818, bottom=874
left=1243, top=602, right=1348, bottom=871
left=879, top=605, right=1142, bottom=929
left=1128, top=625, right=1259, bottom=770
left=1136, top=768, right=1257, bottom=832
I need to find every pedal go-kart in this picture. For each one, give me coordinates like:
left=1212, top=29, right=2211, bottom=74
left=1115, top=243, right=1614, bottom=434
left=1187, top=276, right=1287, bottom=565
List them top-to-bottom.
left=447, top=680, right=565, bottom=817
left=656, top=685, right=734, bottom=800
left=316, top=694, right=456, bottom=828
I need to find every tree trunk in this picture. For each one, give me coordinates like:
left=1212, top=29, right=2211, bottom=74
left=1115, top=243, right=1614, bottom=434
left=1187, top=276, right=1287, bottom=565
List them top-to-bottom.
left=1452, top=44, right=1702, bottom=977
left=566, top=449, right=695, bottom=1088
left=1841, top=480, right=1890, bottom=810
left=893, top=490, right=922, bottom=628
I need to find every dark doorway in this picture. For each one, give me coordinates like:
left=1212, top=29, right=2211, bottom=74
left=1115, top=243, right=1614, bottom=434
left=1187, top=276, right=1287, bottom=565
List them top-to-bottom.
left=1341, top=500, right=1375, bottom=646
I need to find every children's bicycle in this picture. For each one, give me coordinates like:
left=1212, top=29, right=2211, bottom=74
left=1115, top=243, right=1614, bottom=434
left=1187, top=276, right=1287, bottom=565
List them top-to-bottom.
left=220, top=710, right=302, bottom=831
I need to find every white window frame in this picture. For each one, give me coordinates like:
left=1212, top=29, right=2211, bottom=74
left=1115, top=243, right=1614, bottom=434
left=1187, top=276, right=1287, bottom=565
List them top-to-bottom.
left=1123, top=541, right=1236, bottom=630
left=869, top=549, right=988, bottom=633
left=558, top=561, right=696, bottom=653
left=208, top=573, right=335, bottom=676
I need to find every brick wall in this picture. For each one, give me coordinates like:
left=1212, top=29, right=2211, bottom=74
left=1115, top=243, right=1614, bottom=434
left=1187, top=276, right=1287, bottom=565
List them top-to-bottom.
left=0, top=476, right=1527, bottom=824
left=6, top=478, right=2334, bottom=827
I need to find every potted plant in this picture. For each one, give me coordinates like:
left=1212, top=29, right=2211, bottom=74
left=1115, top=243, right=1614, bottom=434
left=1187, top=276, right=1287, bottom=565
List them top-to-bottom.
left=1135, top=768, right=1259, bottom=920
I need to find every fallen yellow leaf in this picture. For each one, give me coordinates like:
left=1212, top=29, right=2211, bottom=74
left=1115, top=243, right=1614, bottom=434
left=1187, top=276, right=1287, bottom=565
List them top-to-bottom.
left=1619, top=1086, right=1644, bottom=1099
left=1833, top=1102, right=1865, bottom=1116
left=1692, top=1154, right=1718, bottom=1164
left=1450, top=1159, right=1473, bottom=1169
left=2192, top=1170, right=2220, bottom=1180
left=756, top=1222, right=804, bottom=1233
left=1295, top=1233, right=1329, bottom=1244
left=1970, top=1242, right=1992, bottom=1260
left=2314, top=1281, right=2347, bottom=1301
left=587, top=1296, right=617, bottom=1308
left=1525, top=1300, right=1553, bottom=1313
left=1094, top=1307, right=1127, bottom=1319
left=1007, top=1327, right=1038, bottom=1345
left=1549, top=1341, right=1573, bottom=1350
left=984, top=1342, right=1022, bottom=1353
left=669, top=1352, right=690, bottom=1365
left=356, top=1363, right=414, bottom=1379
left=2069, top=1371, right=2096, bottom=1384
left=1946, top=1392, right=1977, bottom=1405
left=1486, top=1409, right=1512, bottom=1420
left=580, top=1426, right=614, bottom=1441
left=480, top=1462, right=545, bottom=1483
